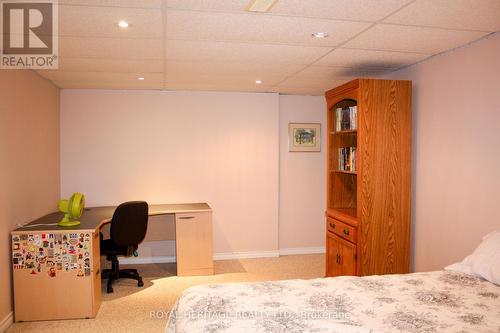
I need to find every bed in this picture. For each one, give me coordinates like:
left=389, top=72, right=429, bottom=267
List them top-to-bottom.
left=166, top=270, right=500, bottom=333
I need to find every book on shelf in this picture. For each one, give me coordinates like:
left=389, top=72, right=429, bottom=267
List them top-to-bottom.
left=335, top=106, right=357, bottom=132
left=338, top=147, right=356, bottom=172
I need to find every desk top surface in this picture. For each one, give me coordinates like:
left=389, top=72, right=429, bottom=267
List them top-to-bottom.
left=12, top=203, right=211, bottom=233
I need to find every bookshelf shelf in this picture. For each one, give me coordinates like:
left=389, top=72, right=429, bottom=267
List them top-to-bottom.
left=325, top=78, right=412, bottom=279
left=330, top=130, right=357, bottom=135
left=332, top=170, right=357, bottom=175
left=329, top=208, right=358, bottom=221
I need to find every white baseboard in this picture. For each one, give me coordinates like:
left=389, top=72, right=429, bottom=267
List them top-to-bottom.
left=279, top=247, right=325, bottom=256
left=118, top=248, right=323, bottom=265
left=213, top=250, right=280, bottom=261
left=119, top=255, right=176, bottom=265
left=0, top=312, right=13, bottom=333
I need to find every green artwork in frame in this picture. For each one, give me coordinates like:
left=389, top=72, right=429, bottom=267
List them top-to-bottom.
left=288, top=123, right=321, bottom=152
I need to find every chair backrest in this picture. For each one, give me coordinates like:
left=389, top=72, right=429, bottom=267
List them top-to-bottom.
left=110, top=201, right=149, bottom=247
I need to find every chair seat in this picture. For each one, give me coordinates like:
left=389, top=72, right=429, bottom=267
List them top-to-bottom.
left=100, top=239, right=129, bottom=256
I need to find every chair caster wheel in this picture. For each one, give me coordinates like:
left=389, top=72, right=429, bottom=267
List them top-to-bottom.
left=138, top=280, right=144, bottom=287
left=107, top=287, right=114, bottom=293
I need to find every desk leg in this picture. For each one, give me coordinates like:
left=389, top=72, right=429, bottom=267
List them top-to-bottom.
left=92, top=231, right=102, bottom=316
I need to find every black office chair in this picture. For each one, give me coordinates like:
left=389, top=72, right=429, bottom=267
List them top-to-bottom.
left=100, top=201, right=149, bottom=293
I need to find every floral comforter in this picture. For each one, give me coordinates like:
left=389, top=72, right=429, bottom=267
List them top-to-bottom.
left=166, top=271, right=500, bottom=333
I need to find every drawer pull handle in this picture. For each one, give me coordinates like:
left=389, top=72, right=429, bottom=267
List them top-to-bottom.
left=179, top=216, right=195, bottom=220
left=329, top=223, right=335, bottom=229
left=343, top=229, right=350, bottom=236
left=336, top=254, right=341, bottom=264
left=95, top=269, right=100, bottom=276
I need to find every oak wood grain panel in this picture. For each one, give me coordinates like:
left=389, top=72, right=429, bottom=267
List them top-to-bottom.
left=325, top=78, right=411, bottom=278
left=325, top=79, right=359, bottom=110
left=357, top=79, right=412, bottom=276
left=331, top=172, right=357, bottom=211
left=326, top=208, right=358, bottom=226
left=325, top=232, right=356, bottom=277
left=325, top=232, right=341, bottom=277
left=339, top=236, right=357, bottom=276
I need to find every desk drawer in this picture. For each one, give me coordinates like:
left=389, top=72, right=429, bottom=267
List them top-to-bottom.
left=327, top=217, right=357, bottom=243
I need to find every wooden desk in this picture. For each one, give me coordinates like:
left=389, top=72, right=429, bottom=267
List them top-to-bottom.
left=11, top=203, right=213, bottom=322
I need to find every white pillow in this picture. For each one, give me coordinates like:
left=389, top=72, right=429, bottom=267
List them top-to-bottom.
left=445, top=231, right=500, bottom=285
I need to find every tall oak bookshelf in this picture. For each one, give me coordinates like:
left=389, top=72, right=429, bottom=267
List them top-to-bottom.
left=325, top=78, right=412, bottom=277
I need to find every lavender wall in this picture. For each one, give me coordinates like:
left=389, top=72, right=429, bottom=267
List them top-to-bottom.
left=385, top=33, right=500, bottom=271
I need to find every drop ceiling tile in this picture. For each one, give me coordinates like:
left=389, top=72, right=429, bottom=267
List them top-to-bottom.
left=59, top=0, right=162, bottom=9
left=165, top=0, right=413, bottom=21
left=165, top=0, right=248, bottom=12
left=271, top=0, right=414, bottom=21
left=384, top=0, right=500, bottom=32
left=60, top=5, right=163, bottom=39
left=166, top=10, right=369, bottom=46
left=344, top=24, right=489, bottom=54
left=60, top=37, right=163, bottom=59
left=166, top=40, right=331, bottom=65
left=316, top=48, right=430, bottom=69
left=56, top=58, right=163, bottom=72
left=166, top=61, right=302, bottom=78
left=294, top=65, right=387, bottom=80
left=36, top=71, right=163, bottom=83
left=165, top=73, right=284, bottom=86
left=273, top=76, right=348, bottom=95
left=277, top=76, right=344, bottom=89
left=53, top=80, right=164, bottom=90
left=163, top=82, right=275, bottom=93
left=272, top=87, right=324, bottom=96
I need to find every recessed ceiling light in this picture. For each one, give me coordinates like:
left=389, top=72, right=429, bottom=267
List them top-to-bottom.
left=118, top=20, right=129, bottom=28
left=312, top=32, right=328, bottom=38
left=137, top=77, right=145, bottom=81
left=255, top=80, right=262, bottom=84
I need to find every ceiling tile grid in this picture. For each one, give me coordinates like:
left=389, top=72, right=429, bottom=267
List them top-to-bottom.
left=34, top=0, right=499, bottom=95
left=165, top=0, right=414, bottom=21
left=384, top=0, right=500, bottom=32
left=59, top=5, right=163, bottom=39
left=165, top=9, right=371, bottom=47
left=343, top=24, right=489, bottom=54
left=165, top=39, right=331, bottom=65
left=315, top=48, right=431, bottom=69
left=55, top=58, right=164, bottom=73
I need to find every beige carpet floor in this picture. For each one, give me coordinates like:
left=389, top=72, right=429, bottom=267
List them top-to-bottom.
left=7, top=254, right=325, bottom=333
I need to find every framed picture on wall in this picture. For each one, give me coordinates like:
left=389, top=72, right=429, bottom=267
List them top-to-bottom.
left=288, top=123, right=321, bottom=152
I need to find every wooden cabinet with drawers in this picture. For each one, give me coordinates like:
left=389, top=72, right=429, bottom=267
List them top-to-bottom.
left=325, top=79, right=412, bottom=277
